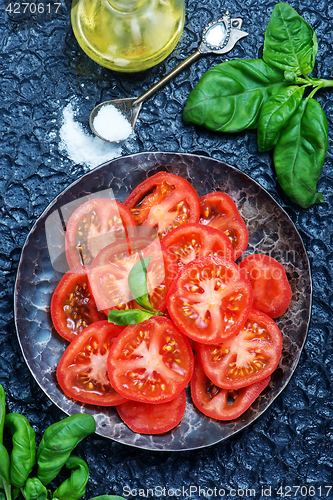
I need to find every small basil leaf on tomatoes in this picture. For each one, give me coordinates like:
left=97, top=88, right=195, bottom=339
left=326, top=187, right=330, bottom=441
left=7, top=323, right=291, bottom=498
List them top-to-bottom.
left=128, top=256, right=154, bottom=310
left=167, top=256, right=253, bottom=344
left=108, top=308, right=164, bottom=326
left=197, top=309, right=282, bottom=390
left=107, top=317, right=194, bottom=404
left=191, top=356, right=270, bottom=420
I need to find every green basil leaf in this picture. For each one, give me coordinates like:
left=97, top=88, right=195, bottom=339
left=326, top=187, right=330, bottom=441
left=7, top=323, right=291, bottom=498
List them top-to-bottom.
left=263, top=2, right=318, bottom=76
left=183, top=59, right=286, bottom=132
left=257, top=85, right=305, bottom=151
left=273, top=98, right=328, bottom=208
left=128, top=256, right=154, bottom=310
left=108, top=308, right=163, bottom=326
left=0, top=385, right=5, bottom=445
left=5, top=413, right=37, bottom=488
left=37, top=414, right=96, bottom=485
left=0, top=443, right=10, bottom=484
left=52, top=455, right=89, bottom=500
left=22, top=478, right=48, bottom=500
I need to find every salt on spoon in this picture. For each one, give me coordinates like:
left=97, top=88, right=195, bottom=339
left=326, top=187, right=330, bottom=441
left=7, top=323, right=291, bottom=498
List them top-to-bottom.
left=92, top=103, right=133, bottom=142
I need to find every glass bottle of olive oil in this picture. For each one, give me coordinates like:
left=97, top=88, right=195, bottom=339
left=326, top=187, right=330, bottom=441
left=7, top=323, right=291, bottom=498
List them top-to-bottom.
left=71, top=0, right=185, bottom=72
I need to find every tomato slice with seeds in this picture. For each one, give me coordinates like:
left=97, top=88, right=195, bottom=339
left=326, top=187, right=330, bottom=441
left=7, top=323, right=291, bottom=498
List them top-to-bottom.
left=124, top=172, right=201, bottom=238
left=199, top=192, right=248, bottom=260
left=65, top=198, right=135, bottom=269
left=162, top=222, right=233, bottom=271
left=88, top=237, right=177, bottom=313
left=239, top=254, right=292, bottom=318
left=167, top=256, right=253, bottom=344
left=51, top=266, right=105, bottom=342
left=197, top=309, right=282, bottom=390
left=107, top=317, right=194, bottom=404
left=56, top=321, right=127, bottom=406
left=191, top=357, right=270, bottom=420
left=116, top=390, right=186, bottom=434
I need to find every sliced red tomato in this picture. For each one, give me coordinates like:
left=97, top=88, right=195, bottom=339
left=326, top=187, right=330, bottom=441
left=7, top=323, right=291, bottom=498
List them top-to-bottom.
left=124, top=172, right=200, bottom=238
left=199, top=192, right=248, bottom=260
left=65, top=198, right=135, bottom=268
left=162, top=223, right=233, bottom=271
left=88, top=237, right=177, bottom=313
left=239, top=254, right=292, bottom=318
left=167, top=256, right=253, bottom=344
left=51, top=266, right=105, bottom=342
left=197, top=309, right=282, bottom=390
left=107, top=317, right=194, bottom=404
left=56, top=321, right=127, bottom=406
left=191, top=357, right=270, bottom=420
left=116, top=390, right=186, bottom=434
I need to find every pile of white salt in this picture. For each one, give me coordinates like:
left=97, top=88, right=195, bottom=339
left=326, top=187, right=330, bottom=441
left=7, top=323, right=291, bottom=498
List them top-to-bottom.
left=59, top=100, right=132, bottom=170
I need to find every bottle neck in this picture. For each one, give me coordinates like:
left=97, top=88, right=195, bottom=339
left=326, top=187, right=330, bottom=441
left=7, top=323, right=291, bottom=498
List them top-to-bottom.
left=106, top=0, right=148, bottom=12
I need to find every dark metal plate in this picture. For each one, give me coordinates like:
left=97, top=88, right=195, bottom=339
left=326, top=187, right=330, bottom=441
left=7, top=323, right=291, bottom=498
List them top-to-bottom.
left=14, top=152, right=311, bottom=451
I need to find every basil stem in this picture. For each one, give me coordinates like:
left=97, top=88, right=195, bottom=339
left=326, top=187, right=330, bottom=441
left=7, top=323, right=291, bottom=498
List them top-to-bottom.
left=128, top=256, right=154, bottom=310
left=5, top=413, right=36, bottom=489
left=37, top=414, right=96, bottom=486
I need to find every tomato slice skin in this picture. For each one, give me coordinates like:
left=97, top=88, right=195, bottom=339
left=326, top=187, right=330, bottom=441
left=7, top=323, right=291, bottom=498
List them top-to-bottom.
left=124, top=172, right=201, bottom=238
left=199, top=192, right=249, bottom=260
left=65, top=198, right=135, bottom=269
left=162, top=222, right=234, bottom=271
left=88, top=237, right=177, bottom=313
left=239, top=254, right=292, bottom=318
left=167, top=256, right=253, bottom=344
left=51, top=266, right=105, bottom=342
left=197, top=309, right=282, bottom=390
left=107, top=317, right=194, bottom=404
left=56, top=320, right=127, bottom=406
left=191, top=357, right=270, bottom=420
left=116, top=390, right=186, bottom=434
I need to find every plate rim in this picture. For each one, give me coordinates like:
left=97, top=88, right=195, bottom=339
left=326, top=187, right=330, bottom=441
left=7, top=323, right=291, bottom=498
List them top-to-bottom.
left=13, top=151, right=312, bottom=451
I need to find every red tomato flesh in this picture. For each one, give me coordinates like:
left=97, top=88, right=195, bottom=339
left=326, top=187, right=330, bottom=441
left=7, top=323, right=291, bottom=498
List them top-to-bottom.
left=124, top=172, right=201, bottom=238
left=199, top=192, right=249, bottom=260
left=65, top=198, right=135, bottom=268
left=162, top=222, right=234, bottom=271
left=88, top=237, right=177, bottom=313
left=239, top=254, right=292, bottom=318
left=167, top=256, right=253, bottom=344
left=51, top=266, right=105, bottom=342
left=197, top=309, right=282, bottom=390
left=107, top=317, right=194, bottom=404
left=56, top=321, right=127, bottom=406
left=191, top=357, right=270, bottom=420
left=116, top=390, right=186, bottom=434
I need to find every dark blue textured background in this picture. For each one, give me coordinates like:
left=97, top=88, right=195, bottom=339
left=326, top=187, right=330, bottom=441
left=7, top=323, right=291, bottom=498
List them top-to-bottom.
left=0, top=0, right=332, bottom=499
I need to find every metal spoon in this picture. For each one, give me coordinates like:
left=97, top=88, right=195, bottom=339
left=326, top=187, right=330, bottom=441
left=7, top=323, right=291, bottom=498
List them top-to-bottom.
left=89, top=11, right=248, bottom=142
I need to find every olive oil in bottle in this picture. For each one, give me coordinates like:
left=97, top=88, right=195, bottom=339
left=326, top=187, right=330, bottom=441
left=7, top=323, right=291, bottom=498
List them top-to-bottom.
left=71, top=0, right=185, bottom=72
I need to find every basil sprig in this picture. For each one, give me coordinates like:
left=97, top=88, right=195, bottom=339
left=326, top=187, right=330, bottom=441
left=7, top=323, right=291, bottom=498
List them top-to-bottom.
left=183, top=2, right=333, bottom=208
left=108, top=256, right=165, bottom=326
left=0, top=385, right=127, bottom=500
